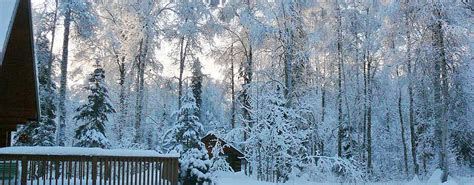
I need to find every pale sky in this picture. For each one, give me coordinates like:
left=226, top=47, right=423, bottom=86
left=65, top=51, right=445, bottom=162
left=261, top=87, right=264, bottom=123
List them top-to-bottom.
left=0, top=0, right=18, bottom=64
left=30, top=1, right=224, bottom=84
left=156, top=40, right=224, bottom=81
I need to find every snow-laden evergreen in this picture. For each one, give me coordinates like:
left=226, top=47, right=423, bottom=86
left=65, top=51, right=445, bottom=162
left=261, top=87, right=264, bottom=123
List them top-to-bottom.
left=57, top=0, right=99, bottom=147
left=14, top=7, right=57, bottom=147
left=33, top=30, right=57, bottom=147
left=191, top=58, right=204, bottom=118
left=73, top=63, right=115, bottom=148
left=246, top=84, right=307, bottom=182
left=163, top=89, right=212, bottom=184
left=210, top=140, right=234, bottom=173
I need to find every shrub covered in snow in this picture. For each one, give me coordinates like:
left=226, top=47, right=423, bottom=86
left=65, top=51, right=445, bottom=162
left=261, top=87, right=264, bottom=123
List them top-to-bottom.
left=245, top=84, right=307, bottom=182
left=163, top=89, right=212, bottom=184
left=210, top=140, right=234, bottom=173
left=300, top=156, right=364, bottom=183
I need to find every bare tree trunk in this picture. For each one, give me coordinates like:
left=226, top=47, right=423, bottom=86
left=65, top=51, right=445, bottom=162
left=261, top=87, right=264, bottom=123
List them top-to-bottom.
left=46, top=0, right=58, bottom=78
left=335, top=0, right=344, bottom=158
left=403, top=0, right=419, bottom=175
left=57, top=1, right=71, bottom=146
left=281, top=1, right=295, bottom=107
left=363, top=5, right=374, bottom=173
left=433, top=6, right=449, bottom=181
left=283, top=24, right=293, bottom=107
left=407, top=29, right=419, bottom=176
left=178, top=37, right=186, bottom=108
left=134, top=38, right=147, bottom=143
left=241, top=40, right=253, bottom=176
left=230, top=44, right=236, bottom=129
left=242, top=44, right=253, bottom=143
left=284, top=50, right=293, bottom=106
left=362, top=52, right=367, bottom=162
left=117, top=55, right=127, bottom=140
left=397, top=70, right=409, bottom=175
left=366, top=71, right=373, bottom=172
left=319, top=76, right=326, bottom=155
left=321, top=86, right=326, bottom=125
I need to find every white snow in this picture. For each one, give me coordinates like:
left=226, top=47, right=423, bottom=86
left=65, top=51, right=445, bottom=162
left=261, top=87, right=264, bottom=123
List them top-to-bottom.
left=0, top=146, right=179, bottom=158
left=428, top=169, right=445, bottom=184
left=214, top=171, right=474, bottom=185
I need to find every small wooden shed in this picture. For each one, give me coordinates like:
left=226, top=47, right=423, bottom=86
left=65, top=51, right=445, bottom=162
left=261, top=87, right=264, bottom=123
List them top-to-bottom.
left=0, top=0, right=38, bottom=147
left=201, top=133, right=245, bottom=172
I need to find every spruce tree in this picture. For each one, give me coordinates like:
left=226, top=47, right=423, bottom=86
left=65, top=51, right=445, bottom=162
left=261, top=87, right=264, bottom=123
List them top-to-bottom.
left=15, top=15, right=56, bottom=147
left=34, top=31, right=57, bottom=147
left=191, top=58, right=203, bottom=118
left=74, top=63, right=115, bottom=148
left=163, top=89, right=211, bottom=185
left=210, top=140, right=233, bottom=172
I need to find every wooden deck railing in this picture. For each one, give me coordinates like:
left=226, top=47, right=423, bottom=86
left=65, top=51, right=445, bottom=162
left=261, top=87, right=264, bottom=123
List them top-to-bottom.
left=0, top=154, right=179, bottom=185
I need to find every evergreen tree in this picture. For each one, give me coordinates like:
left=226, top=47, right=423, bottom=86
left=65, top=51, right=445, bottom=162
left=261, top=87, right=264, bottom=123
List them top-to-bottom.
left=57, top=0, right=99, bottom=146
left=15, top=8, right=57, bottom=147
left=33, top=30, right=57, bottom=147
left=191, top=58, right=203, bottom=118
left=74, top=63, right=115, bottom=148
left=247, top=84, right=306, bottom=182
left=163, top=90, right=211, bottom=185
left=14, top=123, right=36, bottom=146
left=210, top=140, right=234, bottom=172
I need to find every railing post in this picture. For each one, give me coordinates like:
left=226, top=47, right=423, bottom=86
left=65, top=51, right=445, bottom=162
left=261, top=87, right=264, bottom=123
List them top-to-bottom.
left=21, top=156, right=28, bottom=185
left=92, top=157, right=97, bottom=185
left=175, top=158, right=179, bottom=185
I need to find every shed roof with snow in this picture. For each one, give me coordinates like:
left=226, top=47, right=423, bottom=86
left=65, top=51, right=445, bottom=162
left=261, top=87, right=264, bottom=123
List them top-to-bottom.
left=201, top=133, right=245, bottom=172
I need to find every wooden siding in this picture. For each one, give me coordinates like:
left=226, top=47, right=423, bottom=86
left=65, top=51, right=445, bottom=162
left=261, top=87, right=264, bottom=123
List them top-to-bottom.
left=0, top=0, right=39, bottom=126
left=201, top=133, right=244, bottom=172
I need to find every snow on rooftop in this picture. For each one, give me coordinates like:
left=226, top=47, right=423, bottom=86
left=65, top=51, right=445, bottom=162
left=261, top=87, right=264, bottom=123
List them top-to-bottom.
left=203, top=132, right=245, bottom=157
left=0, top=146, right=179, bottom=158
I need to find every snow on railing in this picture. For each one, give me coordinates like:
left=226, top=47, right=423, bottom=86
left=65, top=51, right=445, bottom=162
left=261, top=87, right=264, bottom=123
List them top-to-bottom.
left=0, top=146, right=179, bottom=185
left=0, top=146, right=179, bottom=158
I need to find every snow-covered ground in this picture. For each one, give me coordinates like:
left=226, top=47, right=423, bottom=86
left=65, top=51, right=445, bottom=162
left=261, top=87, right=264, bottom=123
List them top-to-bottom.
left=0, top=146, right=179, bottom=157
left=214, top=171, right=474, bottom=185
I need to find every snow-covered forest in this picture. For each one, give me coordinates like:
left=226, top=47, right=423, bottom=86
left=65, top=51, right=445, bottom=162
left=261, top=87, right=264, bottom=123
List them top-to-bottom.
left=13, top=0, right=473, bottom=184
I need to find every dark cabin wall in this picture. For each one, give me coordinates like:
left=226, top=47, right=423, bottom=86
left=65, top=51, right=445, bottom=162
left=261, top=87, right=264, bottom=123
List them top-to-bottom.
left=0, top=0, right=38, bottom=147
left=0, top=0, right=37, bottom=125
left=201, top=134, right=244, bottom=172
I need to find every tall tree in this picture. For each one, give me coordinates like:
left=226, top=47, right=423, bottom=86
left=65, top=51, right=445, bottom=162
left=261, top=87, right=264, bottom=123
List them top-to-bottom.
left=57, top=0, right=98, bottom=146
left=57, top=0, right=72, bottom=146
left=127, top=0, right=166, bottom=144
left=166, top=0, right=215, bottom=108
left=220, top=0, right=262, bottom=152
left=275, top=0, right=310, bottom=106
left=334, top=0, right=344, bottom=158
left=402, top=0, right=420, bottom=175
left=432, top=1, right=449, bottom=182
left=15, top=6, right=57, bottom=146
left=34, top=22, right=58, bottom=147
left=191, top=58, right=203, bottom=118
left=74, top=63, right=115, bottom=148
left=397, top=68, right=409, bottom=175
left=246, top=84, right=306, bottom=182
left=163, top=90, right=211, bottom=184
